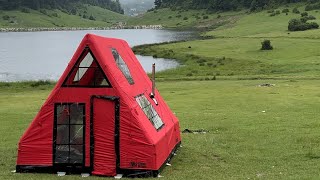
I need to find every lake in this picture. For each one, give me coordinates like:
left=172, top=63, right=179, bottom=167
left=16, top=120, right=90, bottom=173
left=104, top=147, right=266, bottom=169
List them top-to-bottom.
left=0, top=29, right=195, bottom=82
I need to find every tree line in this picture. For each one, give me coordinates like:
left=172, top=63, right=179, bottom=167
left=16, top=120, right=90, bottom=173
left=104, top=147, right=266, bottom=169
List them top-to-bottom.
left=0, top=0, right=124, bottom=14
left=154, top=0, right=320, bottom=12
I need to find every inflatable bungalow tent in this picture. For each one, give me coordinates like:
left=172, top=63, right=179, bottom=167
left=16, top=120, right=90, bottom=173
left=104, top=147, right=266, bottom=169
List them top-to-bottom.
left=16, top=34, right=181, bottom=177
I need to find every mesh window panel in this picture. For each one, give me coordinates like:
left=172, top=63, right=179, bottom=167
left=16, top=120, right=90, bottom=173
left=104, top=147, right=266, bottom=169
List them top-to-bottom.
left=111, top=48, right=134, bottom=85
left=135, top=95, right=164, bottom=130
left=55, top=103, right=85, bottom=165
left=70, top=104, right=84, bottom=124
left=57, top=105, right=69, bottom=124
left=56, top=125, right=69, bottom=144
left=70, top=125, right=84, bottom=144
left=55, top=145, right=69, bottom=163
left=70, top=145, right=83, bottom=164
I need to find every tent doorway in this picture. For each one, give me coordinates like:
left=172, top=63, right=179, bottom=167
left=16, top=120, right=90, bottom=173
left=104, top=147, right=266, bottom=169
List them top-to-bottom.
left=91, top=96, right=120, bottom=176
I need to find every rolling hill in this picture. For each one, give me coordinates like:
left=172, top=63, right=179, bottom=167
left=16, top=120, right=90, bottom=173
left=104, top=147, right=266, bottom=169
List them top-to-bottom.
left=0, top=4, right=128, bottom=28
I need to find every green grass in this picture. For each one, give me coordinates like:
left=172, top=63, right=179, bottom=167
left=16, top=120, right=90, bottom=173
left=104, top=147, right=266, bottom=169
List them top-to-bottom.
left=2, top=4, right=320, bottom=180
left=0, top=5, right=128, bottom=28
left=132, top=6, right=320, bottom=80
left=207, top=6, right=320, bottom=38
left=135, top=37, right=320, bottom=80
left=2, top=80, right=320, bottom=179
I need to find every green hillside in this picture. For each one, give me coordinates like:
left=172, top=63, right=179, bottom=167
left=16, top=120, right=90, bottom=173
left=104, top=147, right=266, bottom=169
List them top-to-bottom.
left=0, top=0, right=124, bottom=14
left=0, top=5, right=128, bottom=28
left=133, top=5, right=320, bottom=80
left=127, top=8, right=244, bottom=29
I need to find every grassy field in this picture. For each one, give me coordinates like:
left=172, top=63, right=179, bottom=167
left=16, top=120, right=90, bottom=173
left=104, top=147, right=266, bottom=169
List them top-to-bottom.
left=2, top=3, right=320, bottom=180
left=0, top=5, right=128, bottom=28
left=133, top=6, right=320, bottom=81
left=1, top=80, right=320, bottom=179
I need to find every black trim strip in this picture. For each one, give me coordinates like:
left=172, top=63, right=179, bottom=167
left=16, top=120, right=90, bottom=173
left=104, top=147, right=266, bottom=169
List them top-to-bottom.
left=90, top=95, right=120, bottom=174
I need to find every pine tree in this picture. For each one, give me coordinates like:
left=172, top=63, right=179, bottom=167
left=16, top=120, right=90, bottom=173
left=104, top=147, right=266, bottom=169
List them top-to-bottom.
left=155, top=0, right=162, bottom=9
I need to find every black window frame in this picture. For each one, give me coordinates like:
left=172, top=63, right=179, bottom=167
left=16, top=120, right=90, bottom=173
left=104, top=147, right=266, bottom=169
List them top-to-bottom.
left=62, top=47, right=112, bottom=88
left=135, top=94, right=164, bottom=131
left=53, top=103, right=86, bottom=166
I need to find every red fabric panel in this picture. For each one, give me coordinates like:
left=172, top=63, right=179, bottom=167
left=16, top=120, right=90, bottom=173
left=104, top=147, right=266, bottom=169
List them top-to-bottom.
left=92, top=99, right=116, bottom=176
left=17, top=104, right=53, bottom=165
left=119, top=108, right=155, bottom=169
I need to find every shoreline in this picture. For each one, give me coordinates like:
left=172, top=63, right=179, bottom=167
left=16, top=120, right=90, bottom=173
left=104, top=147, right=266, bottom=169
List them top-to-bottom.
left=0, top=25, right=163, bottom=32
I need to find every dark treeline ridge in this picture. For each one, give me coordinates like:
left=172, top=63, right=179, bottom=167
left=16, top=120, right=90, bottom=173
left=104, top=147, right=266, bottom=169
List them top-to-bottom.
left=0, top=0, right=124, bottom=14
left=155, top=0, right=320, bottom=12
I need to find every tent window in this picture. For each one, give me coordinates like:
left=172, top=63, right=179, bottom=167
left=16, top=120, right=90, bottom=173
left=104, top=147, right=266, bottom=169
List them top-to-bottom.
left=63, top=48, right=111, bottom=87
left=111, top=48, right=134, bottom=85
left=135, top=94, right=164, bottom=130
left=54, top=103, right=85, bottom=164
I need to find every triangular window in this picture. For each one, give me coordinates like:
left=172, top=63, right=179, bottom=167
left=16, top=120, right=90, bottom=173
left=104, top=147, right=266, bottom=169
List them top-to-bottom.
left=63, top=47, right=111, bottom=87
left=111, top=48, right=134, bottom=85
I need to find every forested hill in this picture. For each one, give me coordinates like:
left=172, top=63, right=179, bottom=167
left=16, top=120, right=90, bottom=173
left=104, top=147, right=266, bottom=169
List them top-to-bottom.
left=0, top=0, right=124, bottom=14
left=155, top=0, right=319, bottom=11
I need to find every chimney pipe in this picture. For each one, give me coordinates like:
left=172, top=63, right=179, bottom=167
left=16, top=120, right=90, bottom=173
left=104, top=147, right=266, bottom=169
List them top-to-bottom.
left=150, top=63, right=158, bottom=105
left=152, top=63, right=155, bottom=96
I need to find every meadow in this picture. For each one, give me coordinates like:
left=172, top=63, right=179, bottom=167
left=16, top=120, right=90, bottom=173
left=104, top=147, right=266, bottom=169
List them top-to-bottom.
left=2, top=4, right=320, bottom=180
left=133, top=5, right=320, bottom=81
left=1, top=80, right=320, bottom=179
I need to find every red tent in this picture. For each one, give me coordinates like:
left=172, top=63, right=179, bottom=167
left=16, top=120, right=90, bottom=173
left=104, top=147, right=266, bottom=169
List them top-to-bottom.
left=16, top=34, right=181, bottom=177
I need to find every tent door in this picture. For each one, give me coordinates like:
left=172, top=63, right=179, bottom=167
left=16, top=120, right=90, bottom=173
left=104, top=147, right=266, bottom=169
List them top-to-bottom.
left=91, top=96, right=120, bottom=176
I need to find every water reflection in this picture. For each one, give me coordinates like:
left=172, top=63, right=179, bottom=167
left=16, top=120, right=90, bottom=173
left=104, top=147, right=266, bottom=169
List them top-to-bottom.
left=135, top=55, right=179, bottom=72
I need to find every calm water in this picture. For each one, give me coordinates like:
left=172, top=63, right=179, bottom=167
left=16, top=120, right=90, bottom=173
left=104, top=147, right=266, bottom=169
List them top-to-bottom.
left=0, top=29, right=195, bottom=82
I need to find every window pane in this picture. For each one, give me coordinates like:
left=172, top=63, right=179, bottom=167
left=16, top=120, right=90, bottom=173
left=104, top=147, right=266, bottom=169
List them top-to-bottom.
left=111, top=48, right=134, bottom=85
left=78, top=52, right=94, bottom=67
left=74, top=67, right=89, bottom=82
left=94, top=68, right=109, bottom=86
left=135, top=95, right=164, bottom=130
left=70, top=104, right=84, bottom=124
left=57, top=105, right=69, bottom=124
left=153, top=115, right=163, bottom=129
left=56, top=125, right=69, bottom=144
left=70, top=125, right=84, bottom=144
left=55, top=145, right=69, bottom=163
left=70, top=145, right=83, bottom=164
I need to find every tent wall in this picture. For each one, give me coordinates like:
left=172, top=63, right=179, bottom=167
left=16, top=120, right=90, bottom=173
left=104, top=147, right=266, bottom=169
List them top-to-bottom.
left=16, top=34, right=181, bottom=175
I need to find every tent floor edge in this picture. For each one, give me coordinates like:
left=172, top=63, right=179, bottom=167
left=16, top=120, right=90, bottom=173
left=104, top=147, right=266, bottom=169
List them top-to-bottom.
left=15, top=165, right=91, bottom=175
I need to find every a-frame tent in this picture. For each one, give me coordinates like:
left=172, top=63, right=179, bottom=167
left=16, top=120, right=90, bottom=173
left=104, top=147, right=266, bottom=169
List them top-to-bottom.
left=16, top=34, right=181, bottom=177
